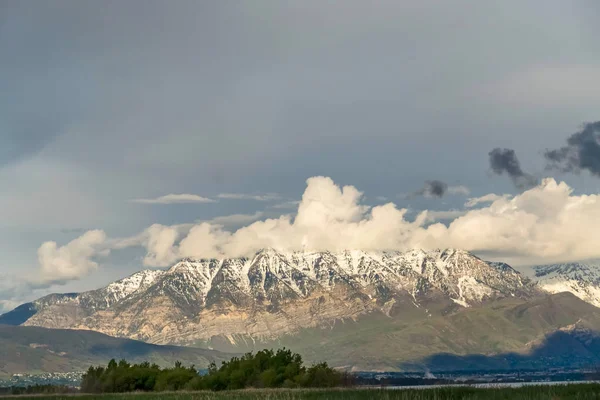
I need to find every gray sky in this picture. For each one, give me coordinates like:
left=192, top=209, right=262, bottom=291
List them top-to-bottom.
left=1, top=1, right=600, bottom=311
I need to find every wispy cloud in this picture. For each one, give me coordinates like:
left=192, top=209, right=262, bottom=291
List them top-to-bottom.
left=405, top=181, right=470, bottom=199
left=447, top=185, right=470, bottom=196
left=217, top=193, right=281, bottom=201
left=465, top=193, right=510, bottom=208
left=131, top=194, right=216, bottom=204
left=270, top=200, right=301, bottom=209
left=208, top=212, right=265, bottom=227
left=0, top=276, right=31, bottom=313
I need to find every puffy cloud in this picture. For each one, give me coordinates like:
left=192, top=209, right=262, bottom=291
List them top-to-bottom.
left=545, top=121, right=600, bottom=176
left=489, top=148, right=537, bottom=190
left=48, top=176, right=600, bottom=269
left=424, top=178, right=600, bottom=265
left=217, top=193, right=281, bottom=201
left=465, top=193, right=511, bottom=208
left=131, top=194, right=216, bottom=204
left=178, top=223, right=232, bottom=261
left=118, top=224, right=184, bottom=268
left=143, top=225, right=181, bottom=267
left=36, top=230, right=108, bottom=286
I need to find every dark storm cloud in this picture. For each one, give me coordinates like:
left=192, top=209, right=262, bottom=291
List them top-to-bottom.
left=545, top=121, right=600, bottom=177
left=488, top=148, right=537, bottom=190
left=415, top=180, right=449, bottom=198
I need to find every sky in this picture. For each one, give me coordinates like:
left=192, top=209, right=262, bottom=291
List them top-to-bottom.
left=1, top=0, right=600, bottom=312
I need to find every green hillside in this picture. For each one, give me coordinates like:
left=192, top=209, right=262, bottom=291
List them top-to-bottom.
left=192, top=293, right=600, bottom=371
left=0, top=325, right=231, bottom=377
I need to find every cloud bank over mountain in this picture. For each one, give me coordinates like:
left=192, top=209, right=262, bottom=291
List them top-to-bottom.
left=33, top=175, right=600, bottom=284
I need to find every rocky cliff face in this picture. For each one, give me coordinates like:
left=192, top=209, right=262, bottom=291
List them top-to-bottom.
left=6, top=249, right=538, bottom=346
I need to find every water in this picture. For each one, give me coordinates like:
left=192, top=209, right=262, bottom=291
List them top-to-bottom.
left=385, top=380, right=599, bottom=390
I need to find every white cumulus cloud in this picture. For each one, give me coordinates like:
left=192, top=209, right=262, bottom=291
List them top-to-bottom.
left=40, top=176, right=600, bottom=271
left=420, top=210, right=467, bottom=223
left=36, top=230, right=108, bottom=285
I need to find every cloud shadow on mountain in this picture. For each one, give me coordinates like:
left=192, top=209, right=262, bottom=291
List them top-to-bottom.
left=402, top=329, right=600, bottom=372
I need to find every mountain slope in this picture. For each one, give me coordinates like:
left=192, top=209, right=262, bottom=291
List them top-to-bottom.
left=5, top=249, right=537, bottom=346
left=8, top=249, right=600, bottom=371
left=0, top=270, right=164, bottom=327
left=206, top=292, right=600, bottom=371
left=0, top=325, right=229, bottom=377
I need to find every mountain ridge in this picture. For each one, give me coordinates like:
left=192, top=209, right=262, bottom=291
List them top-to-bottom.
left=3, top=248, right=537, bottom=344
left=5, top=249, right=600, bottom=371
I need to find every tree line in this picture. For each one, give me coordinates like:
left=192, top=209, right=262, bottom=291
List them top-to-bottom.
left=81, top=348, right=352, bottom=392
left=0, top=385, right=77, bottom=396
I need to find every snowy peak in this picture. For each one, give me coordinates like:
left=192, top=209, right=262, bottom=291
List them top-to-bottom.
left=2, top=248, right=545, bottom=346
left=120, top=248, right=534, bottom=309
left=8, top=249, right=600, bottom=354
left=531, top=262, right=600, bottom=308
left=534, top=263, right=600, bottom=283
left=73, top=269, right=165, bottom=310
left=104, top=269, right=165, bottom=298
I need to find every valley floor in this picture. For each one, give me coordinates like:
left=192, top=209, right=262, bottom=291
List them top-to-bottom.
left=7, top=384, right=600, bottom=400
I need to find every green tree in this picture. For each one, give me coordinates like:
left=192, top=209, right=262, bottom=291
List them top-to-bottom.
left=80, top=348, right=347, bottom=393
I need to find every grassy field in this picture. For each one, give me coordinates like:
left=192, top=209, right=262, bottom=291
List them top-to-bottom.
left=7, top=385, right=600, bottom=400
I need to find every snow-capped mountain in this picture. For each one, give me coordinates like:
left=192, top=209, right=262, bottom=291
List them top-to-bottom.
left=2, top=249, right=538, bottom=346
left=531, top=262, right=600, bottom=308
left=0, top=269, right=164, bottom=327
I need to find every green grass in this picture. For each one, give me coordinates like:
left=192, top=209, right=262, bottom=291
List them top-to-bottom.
left=8, top=385, right=600, bottom=400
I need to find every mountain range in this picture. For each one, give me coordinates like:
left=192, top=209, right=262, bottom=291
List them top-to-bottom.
left=2, top=248, right=600, bottom=372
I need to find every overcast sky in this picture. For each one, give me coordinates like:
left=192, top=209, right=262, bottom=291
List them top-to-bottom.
left=1, top=1, right=600, bottom=311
